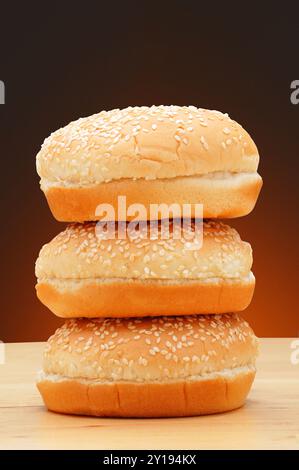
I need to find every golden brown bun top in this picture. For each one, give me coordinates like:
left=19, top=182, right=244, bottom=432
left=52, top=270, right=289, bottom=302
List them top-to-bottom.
left=36, top=105, right=259, bottom=186
left=35, top=220, right=253, bottom=281
left=42, top=315, right=258, bottom=382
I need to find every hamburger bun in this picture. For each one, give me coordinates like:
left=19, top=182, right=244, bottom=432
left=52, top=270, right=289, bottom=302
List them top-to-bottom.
left=36, top=105, right=262, bottom=221
left=35, top=220, right=255, bottom=318
left=37, top=314, right=259, bottom=417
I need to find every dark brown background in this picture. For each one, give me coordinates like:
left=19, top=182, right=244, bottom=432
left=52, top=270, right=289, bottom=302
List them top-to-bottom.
left=1, top=2, right=298, bottom=341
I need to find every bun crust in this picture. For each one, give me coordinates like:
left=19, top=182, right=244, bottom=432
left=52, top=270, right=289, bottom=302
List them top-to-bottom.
left=36, top=106, right=262, bottom=221
left=43, top=172, right=262, bottom=222
left=35, top=221, right=254, bottom=317
left=36, top=275, right=255, bottom=318
left=37, top=315, right=258, bottom=417
left=37, top=369, right=255, bottom=418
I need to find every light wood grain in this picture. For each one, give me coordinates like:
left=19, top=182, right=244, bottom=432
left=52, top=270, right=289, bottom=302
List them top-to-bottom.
left=0, top=339, right=298, bottom=450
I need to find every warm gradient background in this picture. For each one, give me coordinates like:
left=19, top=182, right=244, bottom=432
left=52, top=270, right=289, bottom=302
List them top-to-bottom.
left=1, top=2, right=298, bottom=341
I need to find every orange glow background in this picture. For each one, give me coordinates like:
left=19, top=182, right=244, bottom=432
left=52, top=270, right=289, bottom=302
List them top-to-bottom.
left=1, top=3, right=298, bottom=341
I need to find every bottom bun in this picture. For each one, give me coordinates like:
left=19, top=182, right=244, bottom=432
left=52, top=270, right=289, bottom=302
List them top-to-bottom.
left=43, top=172, right=263, bottom=221
left=36, top=274, right=255, bottom=318
left=37, top=315, right=258, bottom=417
left=37, top=366, right=255, bottom=418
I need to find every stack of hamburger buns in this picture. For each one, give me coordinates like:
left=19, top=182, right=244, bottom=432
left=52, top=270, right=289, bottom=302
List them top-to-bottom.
left=35, top=105, right=262, bottom=417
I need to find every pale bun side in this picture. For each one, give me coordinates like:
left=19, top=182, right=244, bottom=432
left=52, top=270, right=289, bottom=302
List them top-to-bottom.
left=36, top=106, right=260, bottom=187
left=42, top=172, right=262, bottom=222
left=36, top=274, right=255, bottom=318
left=37, top=315, right=258, bottom=417
left=37, top=368, right=255, bottom=418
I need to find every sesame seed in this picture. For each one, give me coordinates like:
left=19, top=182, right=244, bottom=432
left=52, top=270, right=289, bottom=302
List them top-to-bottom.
left=200, top=136, right=209, bottom=150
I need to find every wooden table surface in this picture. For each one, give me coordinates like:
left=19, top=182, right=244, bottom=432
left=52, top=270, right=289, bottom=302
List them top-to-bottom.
left=0, top=339, right=298, bottom=450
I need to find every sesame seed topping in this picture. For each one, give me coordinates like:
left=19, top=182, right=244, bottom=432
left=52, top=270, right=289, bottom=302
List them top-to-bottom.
left=37, top=105, right=255, bottom=189
left=36, top=219, right=248, bottom=283
left=42, top=291, right=258, bottom=380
